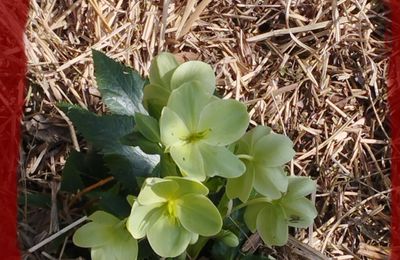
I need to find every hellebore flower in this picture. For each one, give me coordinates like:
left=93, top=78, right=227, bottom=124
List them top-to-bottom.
left=143, top=52, right=216, bottom=118
left=159, top=82, right=249, bottom=181
left=226, top=126, right=295, bottom=202
left=243, top=176, right=318, bottom=246
left=127, top=177, right=222, bottom=257
left=73, top=211, right=138, bottom=260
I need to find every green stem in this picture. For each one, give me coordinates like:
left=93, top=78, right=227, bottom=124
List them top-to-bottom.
left=236, top=154, right=254, bottom=161
left=230, top=197, right=270, bottom=213
left=186, top=236, right=209, bottom=259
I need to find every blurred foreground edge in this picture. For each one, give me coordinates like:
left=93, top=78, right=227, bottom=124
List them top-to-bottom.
left=0, top=0, right=28, bottom=258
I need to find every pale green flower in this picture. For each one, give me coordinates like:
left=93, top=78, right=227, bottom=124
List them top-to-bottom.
left=143, top=53, right=215, bottom=117
left=159, top=82, right=249, bottom=181
left=226, top=126, right=295, bottom=202
left=243, top=176, right=317, bottom=246
left=127, top=177, right=222, bottom=258
left=73, top=211, right=138, bottom=260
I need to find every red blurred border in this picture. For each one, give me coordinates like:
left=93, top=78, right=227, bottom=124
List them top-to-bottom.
left=0, top=0, right=28, bottom=258
left=389, top=0, right=400, bottom=259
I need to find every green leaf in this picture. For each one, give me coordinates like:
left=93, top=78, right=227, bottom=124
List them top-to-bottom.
left=92, top=50, right=146, bottom=115
left=149, top=52, right=179, bottom=89
left=170, top=61, right=216, bottom=93
left=142, top=83, right=171, bottom=119
left=198, top=99, right=249, bottom=146
left=58, top=104, right=159, bottom=181
left=58, top=104, right=134, bottom=154
left=134, top=113, right=160, bottom=142
left=120, top=130, right=163, bottom=155
left=61, top=150, right=112, bottom=195
left=60, top=151, right=85, bottom=192
left=159, top=153, right=180, bottom=177
left=102, top=155, right=139, bottom=193
left=205, top=176, right=225, bottom=194
left=96, top=191, right=132, bottom=218
left=18, top=192, right=51, bottom=209
left=217, top=193, right=233, bottom=218
left=177, top=194, right=222, bottom=236
left=256, top=204, right=288, bottom=246
left=210, top=207, right=249, bottom=260
left=147, top=213, right=192, bottom=257
left=217, top=230, right=239, bottom=247
left=210, top=239, right=237, bottom=260
left=239, top=255, right=272, bottom=260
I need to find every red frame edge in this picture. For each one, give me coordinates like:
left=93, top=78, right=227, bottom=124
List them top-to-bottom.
left=0, top=0, right=28, bottom=258
left=389, top=0, right=400, bottom=259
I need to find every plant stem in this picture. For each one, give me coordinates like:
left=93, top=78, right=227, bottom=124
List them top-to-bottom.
left=236, top=154, right=254, bottom=161
left=230, top=197, right=270, bottom=213
left=186, top=236, right=209, bottom=259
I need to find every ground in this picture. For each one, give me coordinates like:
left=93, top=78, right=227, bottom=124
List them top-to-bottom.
left=20, top=0, right=391, bottom=259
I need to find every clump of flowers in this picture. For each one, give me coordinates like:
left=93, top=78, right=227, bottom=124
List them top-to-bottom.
left=68, top=51, right=318, bottom=259
left=160, top=82, right=249, bottom=181
left=243, top=176, right=318, bottom=246
left=127, top=177, right=221, bottom=257
left=73, top=211, right=138, bottom=260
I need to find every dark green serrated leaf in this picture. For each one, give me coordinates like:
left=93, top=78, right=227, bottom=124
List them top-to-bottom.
left=92, top=49, right=147, bottom=115
left=58, top=104, right=159, bottom=184
left=134, top=113, right=160, bottom=142
left=121, top=130, right=163, bottom=155
left=61, top=150, right=111, bottom=193
left=61, top=151, right=86, bottom=192
left=159, top=153, right=179, bottom=177
left=103, top=155, right=140, bottom=193
left=205, top=177, right=226, bottom=194
left=92, top=191, right=131, bottom=218
left=18, top=193, right=51, bottom=209
left=217, top=193, right=232, bottom=218
left=210, top=207, right=250, bottom=260
left=210, top=238, right=238, bottom=260
left=239, top=255, right=272, bottom=260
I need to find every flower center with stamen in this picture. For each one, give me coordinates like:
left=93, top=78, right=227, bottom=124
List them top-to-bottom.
left=183, top=129, right=210, bottom=143
left=167, top=199, right=178, bottom=218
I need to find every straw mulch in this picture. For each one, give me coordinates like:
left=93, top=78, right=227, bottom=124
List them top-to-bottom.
left=21, top=0, right=391, bottom=259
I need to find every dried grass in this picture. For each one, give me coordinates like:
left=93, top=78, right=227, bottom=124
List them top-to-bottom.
left=21, top=0, right=391, bottom=259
